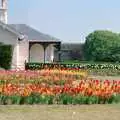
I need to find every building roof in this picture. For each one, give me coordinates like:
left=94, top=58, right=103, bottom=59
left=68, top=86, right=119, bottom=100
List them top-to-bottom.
left=0, top=21, right=20, bottom=36
left=9, top=24, right=60, bottom=42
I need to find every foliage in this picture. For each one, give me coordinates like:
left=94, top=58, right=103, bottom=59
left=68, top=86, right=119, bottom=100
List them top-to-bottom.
left=84, top=30, right=120, bottom=62
left=0, top=43, right=13, bottom=69
left=0, top=94, right=119, bottom=105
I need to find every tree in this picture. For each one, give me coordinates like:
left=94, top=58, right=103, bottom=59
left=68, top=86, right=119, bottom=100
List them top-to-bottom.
left=84, top=30, right=120, bottom=62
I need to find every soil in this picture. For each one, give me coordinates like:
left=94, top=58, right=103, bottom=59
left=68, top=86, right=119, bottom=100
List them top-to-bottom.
left=0, top=104, right=120, bottom=120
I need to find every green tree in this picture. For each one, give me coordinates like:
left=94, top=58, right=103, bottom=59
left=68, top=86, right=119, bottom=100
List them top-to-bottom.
left=84, top=30, right=120, bottom=62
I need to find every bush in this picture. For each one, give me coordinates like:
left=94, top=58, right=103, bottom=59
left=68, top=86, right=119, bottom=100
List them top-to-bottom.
left=0, top=43, right=13, bottom=69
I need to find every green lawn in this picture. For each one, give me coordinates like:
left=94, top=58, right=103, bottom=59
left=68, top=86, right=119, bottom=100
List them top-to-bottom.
left=61, top=60, right=118, bottom=64
left=88, top=75, right=120, bottom=80
left=0, top=105, right=120, bottom=120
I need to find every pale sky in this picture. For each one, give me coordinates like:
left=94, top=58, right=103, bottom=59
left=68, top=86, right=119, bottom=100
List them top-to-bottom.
left=8, top=0, right=120, bottom=43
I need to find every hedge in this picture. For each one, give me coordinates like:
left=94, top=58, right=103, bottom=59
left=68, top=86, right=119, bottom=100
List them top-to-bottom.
left=25, top=62, right=120, bottom=70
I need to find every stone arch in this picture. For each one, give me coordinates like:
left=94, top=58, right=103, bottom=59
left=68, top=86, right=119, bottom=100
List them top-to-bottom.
left=30, top=44, right=44, bottom=62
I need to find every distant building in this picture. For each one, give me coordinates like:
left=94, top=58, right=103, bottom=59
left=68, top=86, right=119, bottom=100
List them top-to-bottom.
left=60, top=43, right=84, bottom=61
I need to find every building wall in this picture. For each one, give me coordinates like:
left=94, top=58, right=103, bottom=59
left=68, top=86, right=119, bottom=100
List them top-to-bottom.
left=17, top=39, right=29, bottom=70
left=60, top=43, right=85, bottom=61
left=60, top=50, right=72, bottom=61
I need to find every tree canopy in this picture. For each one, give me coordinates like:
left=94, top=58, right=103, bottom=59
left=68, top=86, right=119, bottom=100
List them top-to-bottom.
left=84, top=30, right=120, bottom=62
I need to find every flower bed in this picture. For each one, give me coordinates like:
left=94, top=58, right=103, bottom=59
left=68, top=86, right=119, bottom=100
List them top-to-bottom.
left=0, top=69, right=87, bottom=84
left=0, top=70, right=119, bottom=105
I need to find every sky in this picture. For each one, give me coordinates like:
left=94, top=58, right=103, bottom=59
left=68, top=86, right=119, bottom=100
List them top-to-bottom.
left=8, top=0, right=120, bottom=43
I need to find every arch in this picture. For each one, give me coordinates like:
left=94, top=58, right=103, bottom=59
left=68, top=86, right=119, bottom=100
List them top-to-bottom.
left=30, top=44, right=44, bottom=62
left=45, top=44, right=54, bottom=62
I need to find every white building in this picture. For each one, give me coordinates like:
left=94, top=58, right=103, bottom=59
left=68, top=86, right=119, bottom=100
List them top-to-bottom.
left=0, top=0, right=61, bottom=70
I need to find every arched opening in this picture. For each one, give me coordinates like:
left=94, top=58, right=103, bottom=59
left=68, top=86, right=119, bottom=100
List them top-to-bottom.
left=30, top=44, right=44, bottom=62
left=45, top=44, right=54, bottom=62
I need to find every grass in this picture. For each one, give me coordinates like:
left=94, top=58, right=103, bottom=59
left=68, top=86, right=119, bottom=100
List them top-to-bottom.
left=61, top=60, right=119, bottom=64
left=88, top=69, right=120, bottom=76
left=88, top=75, right=120, bottom=80
left=0, top=105, right=120, bottom=120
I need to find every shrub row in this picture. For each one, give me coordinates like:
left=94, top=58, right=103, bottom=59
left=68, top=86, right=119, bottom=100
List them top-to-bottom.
left=25, top=62, right=120, bottom=70
left=0, top=93, right=120, bottom=105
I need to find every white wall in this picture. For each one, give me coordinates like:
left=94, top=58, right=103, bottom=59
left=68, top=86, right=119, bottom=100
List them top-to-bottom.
left=16, top=39, right=29, bottom=70
left=30, top=44, right=44, bottom=62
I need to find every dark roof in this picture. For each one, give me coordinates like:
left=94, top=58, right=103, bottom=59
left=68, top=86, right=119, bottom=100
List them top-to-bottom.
left=9, top=24, right=60, bottom=41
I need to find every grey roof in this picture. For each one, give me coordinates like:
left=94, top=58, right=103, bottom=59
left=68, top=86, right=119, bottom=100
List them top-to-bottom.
left=0, top=21, right=20, bottom=36
left=9, top=24, right=60, bottom=41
